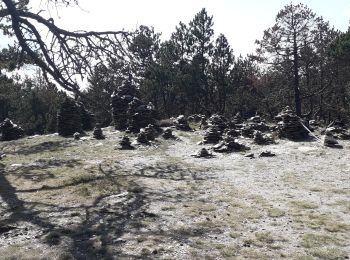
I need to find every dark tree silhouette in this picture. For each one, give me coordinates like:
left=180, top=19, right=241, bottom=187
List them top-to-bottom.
left=0, top=0, right=129, bottom=94
left=256, top=3, right=327, bottom=116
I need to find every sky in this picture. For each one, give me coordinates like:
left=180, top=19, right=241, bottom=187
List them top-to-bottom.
left=37, top=0, right=350, bottom=57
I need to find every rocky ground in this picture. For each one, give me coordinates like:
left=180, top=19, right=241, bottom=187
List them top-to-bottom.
left=0, top=126, right=349, bottom=259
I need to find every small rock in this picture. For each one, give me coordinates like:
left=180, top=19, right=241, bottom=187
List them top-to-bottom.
left=191, top=148, right=214, bottom=158
left=259, top=151, right=276, bottom=157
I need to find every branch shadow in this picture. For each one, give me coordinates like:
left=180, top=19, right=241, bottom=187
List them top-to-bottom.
left=10, top=140, right=73, bottom=156
left=0, top=159, right=218, bottom=259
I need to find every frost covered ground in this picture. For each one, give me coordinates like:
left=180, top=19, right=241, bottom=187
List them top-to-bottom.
left=0, top=126, right=349, bottom=259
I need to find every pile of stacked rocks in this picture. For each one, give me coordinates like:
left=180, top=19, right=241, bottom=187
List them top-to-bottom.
left=111, top=79, right=157, bottom=133
left=111, top=80, right=137, bottom=130
left=57, top=98, right=82, bottom=137
left=127, top=101, right=157, bottom=133
left=77, top=102, right=94, bottom=131
left=275, top=106, right=309, bottom=140
left=232, top=112, right=243, bottom=125
left=187, top=114, right=205, bottom=123
left=201, top=114, right=229, bottom=144
left=207, top=114, right=228, bottom=132
left=246, top=114, right=270, bottom=132
left=174, top=115, right=192, bottom=131
left=200, top=117, right=208, bottom=129
left=0, top=118, right=24, bottom=141
left=323, top=121, right=350, bottom=140
left=93, top=123, right=105, bottom=140
left=143, top=124, right=157, bottom=141
left=241, top=125, right=255, bottom=138
left=203, top=126, right=222, bottom=144
left=162, top=127, right=176, bottom=139
left=136, top=129, right=150, bottom=145
left=224, top=129, right=241, bottom=138
left=253, top=130, right=273, bottom=145
left=73, top=132, right=80, bottom=140
left=119, top=135, right=134, bottom=150
left=213, top=136, right=250, bottom=153
left=191, top=148, right=214, bottom=158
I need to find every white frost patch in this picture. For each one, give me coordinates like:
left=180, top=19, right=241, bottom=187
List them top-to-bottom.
left=297, top=146, right=318, bottom=153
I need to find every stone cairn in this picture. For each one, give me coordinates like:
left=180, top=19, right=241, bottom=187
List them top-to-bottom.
left=111, top=80, right=157, bottom=133
left=111, top=81, right=137, bottom=131
left=57, top=97, right=82, bottom=137
left=127, top=101, right=157, bottom=133
left=77, top=102, right=94, bottom=131
left=275, top=106, right=309, bottom=140
left=232, top=112, right=243, bottom=125
left=187, top=114, right=205, bottom=123
left=202, top=114, right=228, bottom=144
left=207, top=114, right=228, bottom=132
left=241, top=114, right=270, bottom=135
left=174, top=115, right=192, bottom=131
left=200, top=117, right=208, bottom=129
left=0, top=118, right=25, bottom=141
left=323, top=121, right=350, bottom=140
left=93, top=123, right=105, bottom=140
left=143, top=124, right=157, bottom=141
left=203, top=126, right=222, bottom=144
left=162, top=127, right=176, bottom=139
left=136, top=129, right=150, bottom=145
left=225, top=129, right=241, bottom=138
left=253, top=130, right=273, bottom=145
left=323, top=130, right=342, bottom=148
left=73, top=132, right=81, bottom=140
left=119, top=135, right=134, bottom=150
left=213, top=135, right=250, bottom=153
left=191, top=147, right=214, bottom=158
left=259, top=151, right=276, bottom=157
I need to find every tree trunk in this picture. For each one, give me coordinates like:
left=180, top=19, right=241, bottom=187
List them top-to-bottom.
left=293, top=31, right=302, bottom=116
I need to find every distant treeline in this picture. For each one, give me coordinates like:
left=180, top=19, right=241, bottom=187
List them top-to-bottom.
left=1, top=4, right=350, bottom=134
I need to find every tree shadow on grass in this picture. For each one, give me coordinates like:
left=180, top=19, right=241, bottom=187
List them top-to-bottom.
left=11, top=140, right=73, bottom=156
left=5, top=158, right=82, bottom=183
left=0, top=160, right=218, bottom=259
left=121, top=162, right=216, bottom=181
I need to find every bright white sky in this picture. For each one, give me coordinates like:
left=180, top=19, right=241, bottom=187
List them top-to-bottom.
left=39, top=0, right=350, bottom=56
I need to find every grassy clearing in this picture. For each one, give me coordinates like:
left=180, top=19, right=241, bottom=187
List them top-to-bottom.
left=1, top=130, right=349, bottom=259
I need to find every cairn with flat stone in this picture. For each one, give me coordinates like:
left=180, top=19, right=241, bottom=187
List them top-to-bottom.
left=111, top=80, right=138, bottom=130
left=57, top=98, right=83, bottom=137
left=127, top=100, right=157, bottom=133
left=77, top=102, right=94, bottom=131
left=275, top=106, right=309, bottom=140
left=232, top=112, right=243, bottom=124
left=188, top=114, right=205, bottom=123
left=207, top=114, right=228, bottom=132
left=174, top=115, right=192, bottom=131
left=0, top=118, right=24, bottom=141
left=323, top=121, right=350, bottom=140
left=93, top=124, right=105, bottom=140
left=143, top=124, right=157, bottom=141
left=203, top=126, right=222, bottom=144
left=162, top=127, right=176, bottom=139
left=136, top=129, right=150, bottom=145
left=225, top=129, right=241, bottom=138
left=254, top=130, right=273, bottom=145
left=323, top=130, right=343, bottom=148
left=73, top=132, right=80, bottom=140
left=119, top=135, right=134, bottom=150
left=213, top=136, right=250, bottom=153
left=191, top=148, right=213, bottom=158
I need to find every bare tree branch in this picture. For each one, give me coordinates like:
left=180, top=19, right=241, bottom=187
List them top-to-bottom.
left=1, top=0, right=132, bottom=94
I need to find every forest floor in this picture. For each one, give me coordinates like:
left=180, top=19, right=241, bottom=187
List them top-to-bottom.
left=0, top=125, right=349, bottom=259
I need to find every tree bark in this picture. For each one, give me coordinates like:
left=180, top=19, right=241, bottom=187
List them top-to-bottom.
left=293, top=31, right=302, bottom=116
